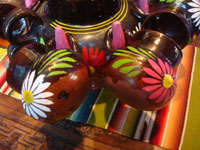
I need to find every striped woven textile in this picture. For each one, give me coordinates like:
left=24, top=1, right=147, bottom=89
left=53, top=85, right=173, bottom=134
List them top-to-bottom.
left=0, top=44, right=199, bottom=150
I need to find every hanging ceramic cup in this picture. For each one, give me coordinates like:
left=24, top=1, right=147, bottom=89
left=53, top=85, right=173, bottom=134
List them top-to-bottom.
left=0, top=0, right=26, bottom=39
left=142, top=0, right=200, bottom=48
left=141, top=2, right=193, bottom=48
left=103, top=29, right=182, bottom=110
left=6, top=42, right=48, bottom=93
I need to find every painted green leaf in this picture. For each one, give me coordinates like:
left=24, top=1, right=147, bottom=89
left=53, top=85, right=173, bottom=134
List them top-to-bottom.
left=40, top=37, right=45, bottom=45
left=127, top=46, right=156, bottom=60
left=127, top=46, right=146, bottom=56
left=138, top=48, right=156, bottom=60
left=115, top=49, right=136, bottom=56
left=43, top=50, right=72, bottom=66
left=38, top=51, right=75, bottom=74
left=113, top=52, right=134, bottom=58
left=33, top=55, right=45, bottom=68
left=59, top=57, right=76, bottom=63
left=112, top=59, right=135, bottom=69
left=49, top=63, right=73, bottom=70
left=119, top=65, right=139, bottom=74
left=127, top=70, right=141, bottom=77
left=47, top=71, right=68, bottom=77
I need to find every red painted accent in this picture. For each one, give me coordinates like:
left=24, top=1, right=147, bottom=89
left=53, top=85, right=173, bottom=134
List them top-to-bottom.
left=82, top=47, right=106, bottom=68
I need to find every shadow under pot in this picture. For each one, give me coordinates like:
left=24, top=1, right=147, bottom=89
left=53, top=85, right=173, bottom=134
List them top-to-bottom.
left=141, top=2, right=193, bottom=48
left=103, top=29, right=182, bottom=111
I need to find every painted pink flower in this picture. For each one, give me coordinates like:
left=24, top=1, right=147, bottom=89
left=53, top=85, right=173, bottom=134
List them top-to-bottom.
left=142, top=58, right=176, bottom=103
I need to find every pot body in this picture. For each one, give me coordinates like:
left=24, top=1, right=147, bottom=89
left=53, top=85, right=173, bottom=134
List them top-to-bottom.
left=104, top=29, right=182, bottom=110
left=20, top=49, right=90, bottom=122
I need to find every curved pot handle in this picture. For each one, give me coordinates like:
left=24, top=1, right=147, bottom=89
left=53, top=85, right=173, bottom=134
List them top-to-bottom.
left=131, top=3, right=149, bottom=23
left=3, top=7, right=43, bottom=45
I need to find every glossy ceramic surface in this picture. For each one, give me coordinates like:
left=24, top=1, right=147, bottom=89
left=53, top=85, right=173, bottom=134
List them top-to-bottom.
left=0, top=0, right=190, bottom=122
left=104, top=29, right=181, bottom=110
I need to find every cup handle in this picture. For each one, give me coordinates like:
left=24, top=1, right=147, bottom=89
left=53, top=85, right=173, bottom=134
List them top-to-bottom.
left=131, top=4, right=149, bottom=23
left=3, top=7, right=43, bottom=45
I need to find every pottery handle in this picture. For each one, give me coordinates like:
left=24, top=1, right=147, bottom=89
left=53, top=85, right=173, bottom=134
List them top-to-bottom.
left=131, top=4, right=149, bottom=23
left=3, top=7, right=43, bottom=45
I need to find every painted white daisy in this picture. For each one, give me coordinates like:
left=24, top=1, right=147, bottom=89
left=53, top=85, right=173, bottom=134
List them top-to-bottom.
left=188, top=0, right=200, bottom=30
left=133, top=22, right=142, bottom=35
left=21, top=70, right=54, bottom=120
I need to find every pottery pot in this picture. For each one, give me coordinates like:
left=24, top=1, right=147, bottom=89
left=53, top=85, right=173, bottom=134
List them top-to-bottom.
left=3, top=0, right=141, bottom=89
left=103, top=29, right=182, bottom=110
left=20, top=48, right=90, bottom=122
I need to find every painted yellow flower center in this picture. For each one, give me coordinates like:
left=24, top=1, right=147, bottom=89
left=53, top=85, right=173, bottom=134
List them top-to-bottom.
left=89, top=66, right=95, bottom=74
left=163, top=74, right=173, bottom=89
left=23, top=90, right=34, bottom=104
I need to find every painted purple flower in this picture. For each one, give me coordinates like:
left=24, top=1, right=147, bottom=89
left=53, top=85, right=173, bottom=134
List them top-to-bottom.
left=142, top=58, right=176, bottom=103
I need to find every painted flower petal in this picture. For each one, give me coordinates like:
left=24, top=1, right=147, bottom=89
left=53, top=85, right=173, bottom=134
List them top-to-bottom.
left=192, top=0, right=200, bottom=5
left=188, top=2, right=199, bottom=7
left=188, top=8, right=200, bottom=13
left=191, top=12, right=200, bottom=19
left=193, top=15, right=200, bottom=23
left=193, top=16, right=200, bottom=23
left=195, top=18, right=200, bottom=27
left=82, top=46, right=89, bottom=65
left=94, top=50, right=105, bottom=67
left=158, top=58, right=166, bottom=74
left=148, top=59, right=163, bottom=75
left=165, top=62, right=171, bottom=74
left=169, top=65, right=173, bottom=75
left=143, top=67, right=162, bottom=80
left=27, top=70, right=35, bottom=90
left=22, top=71, right=31, bottom=92
left=31, top=74, right=45, bottom=92
left=142, top=77, right=161, bottom=84
left=173, top=78, right=177, bottom=85
left=33, top=82, right=51, bottom=96
left=143, top=84, right=162, bottom=92
left=171, top=84, right=176, bottom=95
left=149, top=86, right=165, bottom=99
left=155, top=88, right=167, bottom=103
left=163, top=90, right=171, bottom=103
left=34, top=92, right=54, bottom=99
left=21, top=97, right=25, bottom=103
left=34, top=99, right=54, bottom=105
left=23, top=102, right=26, bottom=109
left=32, top=103, right=51, bottom=112
left=26, top=105, right=31, bottom=116
left=30, top=105, right=47, bottom=118
left=29, top=106, right=39, bottom=120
